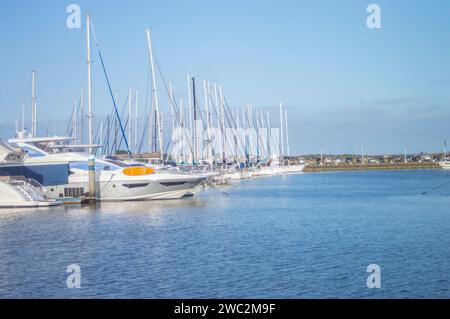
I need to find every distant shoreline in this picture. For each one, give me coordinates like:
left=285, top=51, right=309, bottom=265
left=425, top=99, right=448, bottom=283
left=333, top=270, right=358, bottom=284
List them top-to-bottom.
left=303, top=162, right=440, bottom=173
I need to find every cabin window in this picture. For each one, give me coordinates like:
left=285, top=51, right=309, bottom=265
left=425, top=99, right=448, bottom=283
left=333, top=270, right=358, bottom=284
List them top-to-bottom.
left=20, top=145, right=46, bottom=157
left=69, top=161, right=120, bottom=171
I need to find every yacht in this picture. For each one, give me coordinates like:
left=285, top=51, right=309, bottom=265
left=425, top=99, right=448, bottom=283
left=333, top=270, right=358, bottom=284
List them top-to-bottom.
left=3, top=140, right=208, bottom=201
left=439, top=161, right=450, bottom=170
left=283, top=164, right=306, bottom=173
left=0, top=176, right=62, bottom=208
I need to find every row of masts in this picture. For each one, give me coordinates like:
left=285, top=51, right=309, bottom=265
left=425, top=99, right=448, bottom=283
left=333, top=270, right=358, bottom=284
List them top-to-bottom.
left=18, top=14, right=292, bottom=166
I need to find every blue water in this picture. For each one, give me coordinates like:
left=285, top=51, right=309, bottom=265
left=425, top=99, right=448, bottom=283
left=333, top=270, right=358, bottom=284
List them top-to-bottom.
left=0, top=169, right=449, bottom=298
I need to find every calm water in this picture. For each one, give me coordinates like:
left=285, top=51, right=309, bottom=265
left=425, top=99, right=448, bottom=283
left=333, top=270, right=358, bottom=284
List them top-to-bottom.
left=0, top=169, right=449, bottom=298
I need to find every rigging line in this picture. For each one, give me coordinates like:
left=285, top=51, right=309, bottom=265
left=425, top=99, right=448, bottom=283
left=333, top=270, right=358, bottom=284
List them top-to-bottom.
left=90, top=19, right=133, bottom=160
left=50, top=24, right=85, bottom=121
left=154, top=60, right=195, bottom=161
left=155, top=61, right=193, bottom=158
left=110, top=96, right=128, bottom=156
left=64, top=97, right=82, bottom=144
left=223, top=97, right=247, bottom=162
left=65, top=103, right=76, bottom=138
left=107, top=105, right=116, bottom=156
left=247, top=108, right=270, bottom=161
left=117, top=114, right=131, bottom=152
left=92, top=119, right=103, bottom=156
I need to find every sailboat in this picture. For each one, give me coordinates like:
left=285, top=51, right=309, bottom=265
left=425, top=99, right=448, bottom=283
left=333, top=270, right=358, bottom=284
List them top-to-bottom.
left=439, top=140, right=450, bottom=169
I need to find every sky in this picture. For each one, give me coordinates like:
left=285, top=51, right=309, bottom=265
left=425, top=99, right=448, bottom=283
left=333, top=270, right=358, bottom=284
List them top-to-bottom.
left=0, top=0, right=450, bottom=155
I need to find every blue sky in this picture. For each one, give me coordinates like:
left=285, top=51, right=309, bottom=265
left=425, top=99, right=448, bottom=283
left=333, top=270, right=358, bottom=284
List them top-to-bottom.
left=0, top=0, right=449, bottom=154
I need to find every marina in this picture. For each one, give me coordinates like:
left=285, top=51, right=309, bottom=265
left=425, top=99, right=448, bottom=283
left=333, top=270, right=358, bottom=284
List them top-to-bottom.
left=0, top=1, right=449, bottom=302
left=0, top=13, right=309, bottom=207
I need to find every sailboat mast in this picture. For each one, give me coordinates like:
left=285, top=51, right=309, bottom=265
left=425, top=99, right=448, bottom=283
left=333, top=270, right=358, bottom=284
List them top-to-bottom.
left=87, top=14, right=93, bottom=153
left=145, top=29, right=163, bottom=161
left=31, top=70, right=36, bottom=137
left=192, top=77, right=197, bottom=164
left=203, top=79, right=212, bottom=166
left=169, top=81, right=175, bottom=132
left=219, top=85, right=225, bottom=164
left=80, top=88, right=84, bottom=144
left=128, top=88, right=132, bottom=151
left=135, top=89, right=138, bottom=154
left=73, top=97, right=78, bottom=140
left=180, top=97, right=185, bottom=163
left=279, top=102, right=284, bottom=158
left=285, top=108, right=290, bottom=157
left=266, top=111, right=271, bottom=158
left=444, top=140, right=447, bottom=160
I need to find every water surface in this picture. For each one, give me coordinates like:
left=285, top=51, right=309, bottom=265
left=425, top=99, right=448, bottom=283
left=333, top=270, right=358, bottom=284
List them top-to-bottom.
left=0, top=170, right=449, bottom=298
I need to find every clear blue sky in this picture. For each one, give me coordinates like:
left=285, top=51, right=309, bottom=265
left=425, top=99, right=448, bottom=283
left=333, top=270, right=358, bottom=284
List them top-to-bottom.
left=1, top=0, right=449, bottom=154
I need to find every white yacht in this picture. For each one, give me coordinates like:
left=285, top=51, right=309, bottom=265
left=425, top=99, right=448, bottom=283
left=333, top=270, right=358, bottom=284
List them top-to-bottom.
left=3, top=141, right=208, bottom=201
left=439, top=161, right=450, bottom=170
left=283, top=164, right=306, bottom=173
left=0, top=176, right=62, bottom=208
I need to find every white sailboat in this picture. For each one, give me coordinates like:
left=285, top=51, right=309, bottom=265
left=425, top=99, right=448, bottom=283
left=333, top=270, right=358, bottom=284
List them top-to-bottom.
left=439, top=140, right=450, bottom=169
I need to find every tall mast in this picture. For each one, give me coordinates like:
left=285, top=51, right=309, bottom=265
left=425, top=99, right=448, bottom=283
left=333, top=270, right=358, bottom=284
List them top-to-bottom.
left=87, top=14, right=93, bottom=153
left=145, top=29, right=163, bottom=161
left=31, top=70, right=36, bottom=137
left=187, top=73, right=193, bottom=163
left=192, top=77, right=197, bottom=164
left=203, top=79, right=212, bottom=165
left=169, top=81, right=175, bottom=132
left=214, top=83, right=222, bottom=162
left=219, top=85, right=225, bottom=163
left=80, top=88, right=84, bottom=144
left=128, top=88, right=132, bottom=150
left=135, top=89, right=138, bottom=154
left=73, top=97, right=78, bottom=140
left=180, top=97, right=185, bottom=163
left=279, top=102, right=284, bottom=157
left=21, top=104, right=25, bottom=132
left=248, top=104, right=254, bottom=159
left=285, top=108, right=290, bottom=157
left=260, top=109, right=265, bottom=159
left=236, top=110, right=240, bottom=161
left=160, top=111, right=164, bottom=159
left=266, top=111, right=272, bottom=159
left=100, top=120, right=103, bottom=150
left=444, top=140, right=447, bottom=160
left=404, top=141, right=408, bottom=162
left=361, top=143, right=364, bottom=165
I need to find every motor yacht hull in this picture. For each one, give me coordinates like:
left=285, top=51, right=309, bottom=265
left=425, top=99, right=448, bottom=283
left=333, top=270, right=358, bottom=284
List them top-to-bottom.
left=439, top=161, right=450, bottom=170
left=44, top=172, right=206, bottom=201
left=0, top=179, right=62, bottom=208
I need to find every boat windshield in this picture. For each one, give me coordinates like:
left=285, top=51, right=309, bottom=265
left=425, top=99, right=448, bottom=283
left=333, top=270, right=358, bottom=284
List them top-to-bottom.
left=20, top=144, right=47, bottom=157
left=103, top=158, right=129, bottom=167
left=69, top=160, right=121, bottom=171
